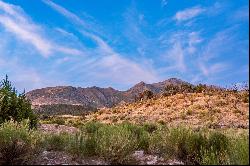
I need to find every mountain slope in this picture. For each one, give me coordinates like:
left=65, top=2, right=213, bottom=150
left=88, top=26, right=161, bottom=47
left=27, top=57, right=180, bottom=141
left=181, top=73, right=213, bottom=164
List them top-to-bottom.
left=26, top=78, right=188, bottom=109
left=85, top=91, right=249, bottom=129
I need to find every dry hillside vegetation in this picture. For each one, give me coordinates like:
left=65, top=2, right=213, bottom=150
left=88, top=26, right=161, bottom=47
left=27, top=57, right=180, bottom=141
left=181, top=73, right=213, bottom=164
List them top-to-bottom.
left=26, top=78, right=190, bottom=109
left=85, top=91, right=249, bottom=128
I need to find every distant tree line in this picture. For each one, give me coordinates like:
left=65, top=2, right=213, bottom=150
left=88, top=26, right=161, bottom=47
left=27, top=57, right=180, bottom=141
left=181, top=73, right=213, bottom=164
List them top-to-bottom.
left=34, top=104, right=98, bottom=117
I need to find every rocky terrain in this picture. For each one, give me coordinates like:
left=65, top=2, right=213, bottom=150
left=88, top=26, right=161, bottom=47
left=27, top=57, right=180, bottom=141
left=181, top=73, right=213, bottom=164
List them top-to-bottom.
left=26, top=78, right=191, bottom=114
left=85, top=90, right=249, bottom=129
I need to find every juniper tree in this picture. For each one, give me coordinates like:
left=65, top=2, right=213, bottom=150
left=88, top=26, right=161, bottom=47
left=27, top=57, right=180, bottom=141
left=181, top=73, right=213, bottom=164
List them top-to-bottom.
left=0, top=75, right=37, bottom=128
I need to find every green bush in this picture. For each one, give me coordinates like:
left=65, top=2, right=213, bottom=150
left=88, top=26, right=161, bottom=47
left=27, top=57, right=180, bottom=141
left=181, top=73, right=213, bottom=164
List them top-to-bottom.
left=0, top=75, right=37, bottom=129
left=194, top=84, right=207, bottom=93
left=52, top=118, right=65, bottom=125
left=0, top=120, right=41, bottom=165
left=82, top=121, right=103, bottom=134
left=121, top=122, right=150, bottom=152
left=143, top=123, right=158, bottom=133
left=95, top=125, right=138, bottom=164
left=148, top=126, right=241, bottom=165
left=167, top=127, right=192, bottom=161
left=149, top=128, right=175, bottom=158
left=185, top=131, right=207, bottom=164
left=67, top=132, right=97, bottom=157
left=67, top=132, right=85, bottom=155
left=207, top=132, right=229, bottom=154
left=43, top=133, right=70, bottom=151
left=228, top=134, right=249, bottom=165
left=201, top=148, right=221, bottom=165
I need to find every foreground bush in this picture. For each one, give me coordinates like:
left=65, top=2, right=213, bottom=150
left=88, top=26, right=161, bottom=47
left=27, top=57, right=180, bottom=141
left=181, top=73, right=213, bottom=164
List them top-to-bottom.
left=0, top=120, right=41, bottom=165
left=0, top=120, right=248, bottom=165
left=75, top=123, right=248, bottom=165
left=95, top=124, right=138, bottom=164
left=228, top=133, right=249, bottom=165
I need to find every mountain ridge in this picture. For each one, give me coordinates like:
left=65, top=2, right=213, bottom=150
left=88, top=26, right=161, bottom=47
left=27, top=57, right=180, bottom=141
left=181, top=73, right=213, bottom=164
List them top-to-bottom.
left=26, top=78, right=189, bottom=108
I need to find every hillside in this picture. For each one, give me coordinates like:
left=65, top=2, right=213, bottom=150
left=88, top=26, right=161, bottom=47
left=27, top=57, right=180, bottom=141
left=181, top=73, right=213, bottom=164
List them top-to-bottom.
left=26, top=78, right=189, bottom=109
left=85, top=90, right=249, bottom=129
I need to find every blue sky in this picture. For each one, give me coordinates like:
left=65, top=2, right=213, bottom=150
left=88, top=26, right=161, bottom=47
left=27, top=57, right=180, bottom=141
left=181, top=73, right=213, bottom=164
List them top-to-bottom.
left=0, top=0, right=249, bottom=91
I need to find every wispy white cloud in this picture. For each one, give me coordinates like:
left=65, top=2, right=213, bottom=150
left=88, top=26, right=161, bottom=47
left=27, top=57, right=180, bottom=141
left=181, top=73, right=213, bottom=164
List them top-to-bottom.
left=0, top=0, right=82, bottom=57
left=43, top=0, right=160, bottom=86
left=43, top=0, right=104, bottom=38
left=43, top=0, right=87, bottom=27
left=161, top=0, right=168, bottom=7
left=123, top=6, right=152, bottom=57
left=174, top=6, right=205, bottom=22
left=232, top=6, right=249, bottom=22
left=0, top=15, right=52, bottom=56
left=54, top=27, right=78, bottom=39
left=201, top=27, right=236, bottom=61
left=196, top=28, right=240, bottom=79
left=0, top=30, right=68, bottom=91
left=159, top=30, right=203, bottom=74
left=187, top=31, right=203, bottom=54
left=166, top=42, right=186, bottom=72
left=90, top=54, right=158, bottom=85
left=198, top=62, right=228, bottom=77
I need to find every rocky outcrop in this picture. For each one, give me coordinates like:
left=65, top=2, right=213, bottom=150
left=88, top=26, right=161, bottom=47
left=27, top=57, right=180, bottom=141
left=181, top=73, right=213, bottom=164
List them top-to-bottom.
left=27, top=78, right=189, bottom=108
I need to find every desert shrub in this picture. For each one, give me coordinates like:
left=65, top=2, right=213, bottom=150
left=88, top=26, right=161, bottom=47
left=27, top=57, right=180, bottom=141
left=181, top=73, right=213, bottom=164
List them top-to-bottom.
left=0, top=75, right=37, bottom=129
left=163, top=84, right=180, bottom=96
left=194, top=84, right=207, bottom=93
left=137, top=89, right=154, bottom=101
left=143, top=89, right=154, bottom=99
left=241, top=92, right=249, bottom=103
left=186, top=109, right=193, bottom=115
left=44, top=117, right=66, bottom=125
left=53, top=118, right=65, bottom=125
left=157, top=119, right=166, bottom=125
left=0, top=120, right=41, bottom=165
left=73, top=121, right=104, bottom=156
left=82, top=121, right=103, bottom=134
left=121, top=122, right=150, bottom=151
left=143, top=123, right=158, bottom=133
left=95, top=124, right=138, bottom=164
left=148, top=126, right=239, bottom=165
left=167, top=127, right=192, bottom=161
left=149, top=128, right=175, bottom=158
left=136, top=130, right=150, bottom=151
left=182, top=130, right=229, bottom=164
left=185, top=131, right=207, bottom=164
left=191, top=131, right=231, bottom=165
left=67, top=132, right=97, bottom=156
left=67, top=132, right=85, bottom=155
left=207, top=132, right=229, bottom=154
left=43, top=133, right=70, bottom=151
left=83, top=134, right=97, bottom=156
left=228, top=134, right=249, bottom=165
left=201, top=148, right=221, bottom=165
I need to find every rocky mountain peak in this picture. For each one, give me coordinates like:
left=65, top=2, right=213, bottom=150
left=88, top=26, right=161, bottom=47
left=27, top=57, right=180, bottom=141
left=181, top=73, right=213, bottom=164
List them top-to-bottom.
left=26, top=78, right=192, bottom=109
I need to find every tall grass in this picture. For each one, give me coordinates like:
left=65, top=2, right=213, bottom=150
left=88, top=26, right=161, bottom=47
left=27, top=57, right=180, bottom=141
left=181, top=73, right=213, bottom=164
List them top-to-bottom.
left=0, top=120, right=248, bottom=165
left=0, top=120, right=42, bottom=165
left=95, top=124, right=138, bottom=164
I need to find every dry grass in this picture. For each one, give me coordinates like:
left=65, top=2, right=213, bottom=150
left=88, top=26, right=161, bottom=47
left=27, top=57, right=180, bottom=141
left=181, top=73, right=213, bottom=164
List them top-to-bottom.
left=85, top=91, right=249, bottom=129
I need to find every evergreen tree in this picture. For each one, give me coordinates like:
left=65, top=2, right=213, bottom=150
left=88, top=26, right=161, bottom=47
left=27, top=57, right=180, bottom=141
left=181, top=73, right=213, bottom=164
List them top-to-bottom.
left=0, top=75, right=37, bottom=128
